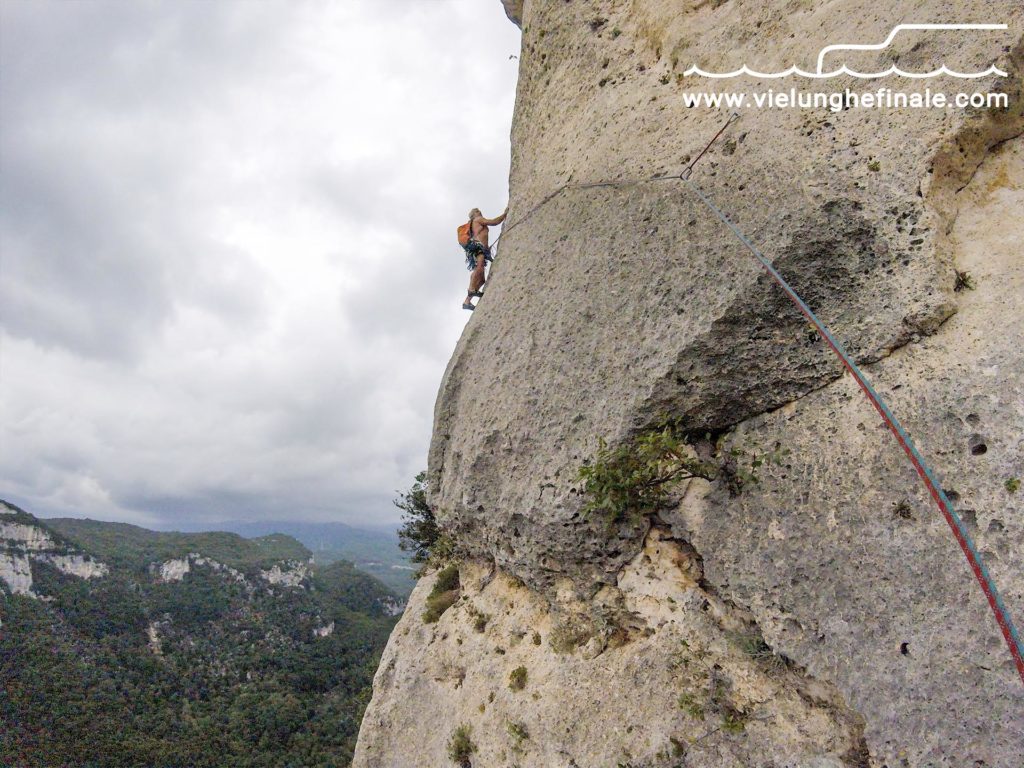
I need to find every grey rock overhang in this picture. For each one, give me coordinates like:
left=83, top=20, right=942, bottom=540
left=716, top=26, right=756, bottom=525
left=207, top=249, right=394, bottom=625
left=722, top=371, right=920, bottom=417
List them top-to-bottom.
left=500, top=0, right=523, bottom=27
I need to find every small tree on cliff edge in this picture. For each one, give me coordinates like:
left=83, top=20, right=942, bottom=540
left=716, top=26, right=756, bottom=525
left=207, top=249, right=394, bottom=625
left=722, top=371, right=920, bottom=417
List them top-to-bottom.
left=396, top=471, right=439, bottom=563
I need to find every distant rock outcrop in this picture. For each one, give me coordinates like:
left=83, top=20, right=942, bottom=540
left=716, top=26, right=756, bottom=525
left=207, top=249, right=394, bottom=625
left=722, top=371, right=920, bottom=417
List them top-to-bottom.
left=0, top=501, right=108, bottom=597
left=0, top=553, right=34, bottom=596
left=260, top=561, right=311, bottom=587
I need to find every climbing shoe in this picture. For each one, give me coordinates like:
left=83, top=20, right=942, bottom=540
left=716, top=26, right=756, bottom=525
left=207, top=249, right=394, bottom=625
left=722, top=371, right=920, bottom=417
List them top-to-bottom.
left=469, top=290, right=484, bottom=298
left=462, top=302, right=475, bottom=311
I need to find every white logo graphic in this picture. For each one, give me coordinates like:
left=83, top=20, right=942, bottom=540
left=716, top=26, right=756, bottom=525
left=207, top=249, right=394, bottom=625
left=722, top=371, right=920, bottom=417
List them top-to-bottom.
left=685, top=23, right=1008, bottom=80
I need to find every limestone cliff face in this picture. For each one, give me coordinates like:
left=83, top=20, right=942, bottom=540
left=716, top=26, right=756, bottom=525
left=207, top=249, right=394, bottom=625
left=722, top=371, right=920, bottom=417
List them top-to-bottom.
left=355, top=3, right=1023, bottom=766
left=0, top=501, right=109, bottom=599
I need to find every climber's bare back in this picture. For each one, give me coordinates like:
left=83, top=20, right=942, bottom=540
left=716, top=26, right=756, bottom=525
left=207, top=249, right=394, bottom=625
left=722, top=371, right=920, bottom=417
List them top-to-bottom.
left=470, top=218, right=491, bottom=247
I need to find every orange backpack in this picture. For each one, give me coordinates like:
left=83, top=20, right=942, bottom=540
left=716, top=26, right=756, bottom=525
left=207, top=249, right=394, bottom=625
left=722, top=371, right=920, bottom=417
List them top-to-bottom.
left=457, top=220, right=473, bottom=247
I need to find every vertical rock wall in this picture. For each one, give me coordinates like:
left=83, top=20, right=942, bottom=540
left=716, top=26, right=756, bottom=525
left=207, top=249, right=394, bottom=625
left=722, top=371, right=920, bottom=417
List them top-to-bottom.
left=429, top=0, right=1022, bottom=590
left=356, top=3, right=1024, bottom=766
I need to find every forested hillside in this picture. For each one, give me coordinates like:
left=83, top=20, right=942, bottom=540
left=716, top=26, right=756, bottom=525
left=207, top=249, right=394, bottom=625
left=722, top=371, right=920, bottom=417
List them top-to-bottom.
left=0, top=501, right=400, bottom=768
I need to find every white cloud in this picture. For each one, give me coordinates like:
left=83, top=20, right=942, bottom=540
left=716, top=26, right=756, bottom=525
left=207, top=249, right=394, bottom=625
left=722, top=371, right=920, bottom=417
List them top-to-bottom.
left=0, top=0, right=521, bottom=528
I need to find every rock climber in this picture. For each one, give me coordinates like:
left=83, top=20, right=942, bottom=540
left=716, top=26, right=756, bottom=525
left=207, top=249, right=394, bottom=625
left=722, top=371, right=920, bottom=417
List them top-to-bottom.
left=460, top=205, right=507, bottom=311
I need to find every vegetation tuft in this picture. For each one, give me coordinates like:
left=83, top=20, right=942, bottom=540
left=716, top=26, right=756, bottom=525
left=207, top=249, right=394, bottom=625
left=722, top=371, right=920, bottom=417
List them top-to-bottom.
left=954, top=269, right=976, bottom=292
left=578, top=427, right=786, bottom=524
left=577, top=429, right=716, bottom=524
left=397, top=472, right=454, bottom=568
left=891, top=499, right=914, bottom=520
left=434, top=563, right=459, bottom=593
left=422, top=564, right=460, bottom=624
left=472, top=611, right=489, bottom=633
left=548, top=616, right=594, bottom=654
left=727, top=629, right=787, bottom=675
left=508, top=666, right=528, bottom=692
left=677, top=692, right=705, bottom=719
left=720, top=707, right=748, bottom=734
left=507, top=719, right=530, bottom=742
left=447, top=724, right=476, bottom=766
left=669, top=735, right=687, bottom=758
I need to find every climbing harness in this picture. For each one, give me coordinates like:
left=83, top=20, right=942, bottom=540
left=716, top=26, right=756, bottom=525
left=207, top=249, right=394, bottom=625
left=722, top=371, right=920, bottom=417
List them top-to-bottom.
left=489, top=112, right=1024, bottom=683
left=463, top=239, right=492, bottom=271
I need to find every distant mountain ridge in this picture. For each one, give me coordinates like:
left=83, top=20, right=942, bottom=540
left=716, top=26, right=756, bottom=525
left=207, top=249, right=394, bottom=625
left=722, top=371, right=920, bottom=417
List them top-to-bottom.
left=0, top=499, right=400, bottom=768
left=45, top=516, right=311, bottom=571
left=225, top=519, right=416, bottom=597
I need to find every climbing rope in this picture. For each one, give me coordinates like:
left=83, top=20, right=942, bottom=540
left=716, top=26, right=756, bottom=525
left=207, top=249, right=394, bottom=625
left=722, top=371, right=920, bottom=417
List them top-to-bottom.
left=484, top=113, right=1024, bottom=684
left=495, top=113, right=740, bottom=244
left=487, top=114, right=735, bottom=255
left=488, top=114, right=740, bottom=257
left=490, top=172, right=675, bottom=257
left=682, top=175, right=1024, bottom=685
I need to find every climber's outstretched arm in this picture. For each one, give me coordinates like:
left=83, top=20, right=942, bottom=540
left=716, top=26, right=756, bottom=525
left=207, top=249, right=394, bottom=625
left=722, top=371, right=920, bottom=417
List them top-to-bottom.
left=478, top=206, right=508, bottom=226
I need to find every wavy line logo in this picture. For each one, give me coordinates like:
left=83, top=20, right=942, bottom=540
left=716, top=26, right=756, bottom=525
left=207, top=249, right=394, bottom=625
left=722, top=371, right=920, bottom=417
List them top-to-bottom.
left=685, top=23, right=1009, bottom=80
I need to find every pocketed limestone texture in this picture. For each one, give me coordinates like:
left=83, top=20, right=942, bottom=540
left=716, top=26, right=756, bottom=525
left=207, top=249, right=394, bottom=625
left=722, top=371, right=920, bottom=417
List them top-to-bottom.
left=429, top=0, right=1022, bottom=590
left=355, top=534, right=872, bottom=768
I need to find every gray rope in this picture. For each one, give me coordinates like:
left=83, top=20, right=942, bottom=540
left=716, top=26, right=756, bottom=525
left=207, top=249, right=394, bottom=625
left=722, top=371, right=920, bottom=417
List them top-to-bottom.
left=487, top=112, right=740, bottom=256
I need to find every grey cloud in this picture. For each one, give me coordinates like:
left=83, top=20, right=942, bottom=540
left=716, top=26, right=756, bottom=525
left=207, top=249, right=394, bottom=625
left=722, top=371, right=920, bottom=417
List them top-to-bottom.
left=0, top=0, right=520, bottom=530
left=0, top=0, right=282, bottom=360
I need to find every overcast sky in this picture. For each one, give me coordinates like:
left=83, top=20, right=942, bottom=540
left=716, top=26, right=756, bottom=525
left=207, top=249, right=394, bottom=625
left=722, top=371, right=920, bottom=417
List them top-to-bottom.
left=0, top=0, right=520, bottom=530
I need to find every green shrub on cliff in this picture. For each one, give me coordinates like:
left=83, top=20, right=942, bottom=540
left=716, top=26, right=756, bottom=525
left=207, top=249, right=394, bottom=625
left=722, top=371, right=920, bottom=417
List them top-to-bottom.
left=578, top=428, right=788, bottom=523
left=577, top=429, right=716, bottom=523
left=396, top=471, right=455, bottom=570
left=396, top=472, right=439, bottom=563
left=433, top=562, right=459, bottom=592
left=422, top=590, right=458, bottom=624
left=548, top=615, right=595, bottom=654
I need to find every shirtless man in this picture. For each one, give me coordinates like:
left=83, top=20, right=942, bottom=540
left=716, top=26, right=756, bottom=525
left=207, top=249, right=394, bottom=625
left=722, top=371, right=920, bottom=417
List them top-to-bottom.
left=462, top=206, right=508, bottom=311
